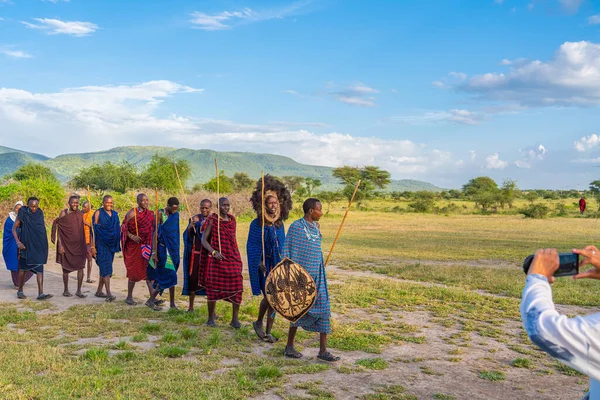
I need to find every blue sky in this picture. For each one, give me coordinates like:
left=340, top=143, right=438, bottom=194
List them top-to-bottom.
left=1, top=0, right=600, bottom=188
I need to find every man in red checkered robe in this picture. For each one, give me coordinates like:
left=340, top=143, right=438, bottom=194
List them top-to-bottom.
left=121, top=193, right=160, bottom=310
left=200, top=197, right=243, bottom=328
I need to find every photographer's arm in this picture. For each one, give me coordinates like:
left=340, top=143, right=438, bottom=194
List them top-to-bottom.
left=521, top=267, right=600, bottom=382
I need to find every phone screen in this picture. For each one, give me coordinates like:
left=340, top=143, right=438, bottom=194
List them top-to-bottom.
left=555, top=253, right=579, bottom=277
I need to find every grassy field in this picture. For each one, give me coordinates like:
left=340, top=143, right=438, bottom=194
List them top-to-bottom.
left=0, top=201, right=598, bottom=399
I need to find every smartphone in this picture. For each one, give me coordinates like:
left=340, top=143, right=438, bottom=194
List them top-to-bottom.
left=522, top=252, right=579, bottom=277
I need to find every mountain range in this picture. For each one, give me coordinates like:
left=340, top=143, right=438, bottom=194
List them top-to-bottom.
left=0, top=145, right=441, bottom=192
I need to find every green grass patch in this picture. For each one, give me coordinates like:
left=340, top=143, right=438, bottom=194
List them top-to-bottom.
left=158, top=346, right=188, bottom=358
left=83, top=347, right=109, bottom=362
left=356, top=358, right=389, bottom=370
left=511, top=358, right=534, bottom=369
left=479, top=370, right=505, bottom=381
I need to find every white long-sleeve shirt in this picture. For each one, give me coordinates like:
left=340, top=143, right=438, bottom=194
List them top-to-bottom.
left=521, top=274, right=600, bottom=400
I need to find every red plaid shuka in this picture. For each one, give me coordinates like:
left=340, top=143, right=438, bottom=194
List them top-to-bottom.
left=121, top=208, right=154, bottom=282
left=199, top=213, right=243, bottom=304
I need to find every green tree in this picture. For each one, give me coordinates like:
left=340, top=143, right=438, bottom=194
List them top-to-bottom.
left=140, top=155, right=191, bottom=192
left=70, top=161, right=140, bottom=193
left=11, top=163, right=59, bottom=184
left=332, top=165, right=391, bottom=204
left=204, top=171, right=233, bottom=193
left=231, top=172, right=254, bottom=192
left=281, top=176, right=305, bottom=195
left=462, top=176, right=498, bottom=197
left=304, top=177, right=322, bottom=196
left=500, top=179, right=519, bottom=208
left=318, top=190, right=343, bottom=214
left=408, top=191, right=437, bottom=213
left=524, top=191, right=539, bottom=203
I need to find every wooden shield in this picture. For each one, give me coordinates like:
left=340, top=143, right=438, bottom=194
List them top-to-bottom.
left=265, top=257, right=317, bottom=323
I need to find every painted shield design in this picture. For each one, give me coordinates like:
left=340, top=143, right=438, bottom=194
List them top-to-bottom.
left=265, top=257, right=317, bottom=322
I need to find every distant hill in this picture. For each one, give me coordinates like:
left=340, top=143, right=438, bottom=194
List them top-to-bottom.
left=1, top=145, right=441, bottom=192
left=0, top=146, right=49, bottom=177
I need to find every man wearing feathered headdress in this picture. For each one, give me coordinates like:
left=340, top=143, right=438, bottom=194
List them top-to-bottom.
left=247, top=175, right=292, bottom=343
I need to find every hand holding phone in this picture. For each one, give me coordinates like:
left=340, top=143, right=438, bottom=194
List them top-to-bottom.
left=523, top=252, right=579, bottom=277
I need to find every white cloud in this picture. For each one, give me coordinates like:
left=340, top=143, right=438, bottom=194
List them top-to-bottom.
left=190, top=0, right=316, bottom=30
left=558, top=0, right=583, bottom=13
left=589, top=15, right=600, bottom=25
left=21, top=18, right=98, bottom=36
left=449, top=41, right=600, bottom=107
left=1, top=49, right=32, bottom=58
left=431, top=72, right=467, bottom=89
left=0, top=80, right=462, bottom=179
left=329, top=82, right=379, bottom=107
left=283, top=89, right=299, bottom=95
left=387, top=109, right=483, bottom=125
left=574, top=134, right=600, bottom=152
left=515, top=144, right=547, bottom=168
left=485, top=153, right=508, bottom=169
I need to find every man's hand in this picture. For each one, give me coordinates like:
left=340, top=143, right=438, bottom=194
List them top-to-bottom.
left=192, top=215, right=200, bottom=223
left=130, top=234, right=141, bottom=244
left=17, top=241, right=25, bottom=251
left=573, top=245, right=600, bottom=280
left=59, top=246, right=65, bottom=255
left=91, top=247, right=97, bottom=257
left=528, top=248, right=559, bottom=284
left=213, top=251, right=225, bottom=261
left=152, top=252, right=158, bottom=264
left=259, top=262, right=266, bottom=274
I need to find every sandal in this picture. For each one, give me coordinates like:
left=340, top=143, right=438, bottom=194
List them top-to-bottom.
left=86, top=279, right=96, bottom=284
left=17, top=291, right=27, bottom=299
left=63, top=292, right=73, bottom=297
left=94, top=292, right=107, bottom=298
left=36, top=293, right=53, bottom=301
left=75, top=293, right=87, bottom=299
left=106, top=295, right=116, bottom=303
left=125, top=298, right=137, bottom=306
left=154, top=299, right=165, bottom=306
left=145, top=300, right=160, bottom=311
left=206, top=320, right=217, bottom=328
left=230, top=321, right=242, bottom=330
left=252, top=321, right=267, bottom=340
left=263, top=334, right=279, bottom=343
left=284, top=346, right=303, bottom=359
left=317, top=351, right=340, bottom=362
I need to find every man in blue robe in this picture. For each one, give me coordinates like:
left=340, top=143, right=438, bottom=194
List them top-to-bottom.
left=93, top=195, right=121, bottom=302
left=13, top=197, right=52, bottom=300
left=148, top=197, right=180, bottom=309
left=283, top=198, right=339, bottom=362
left=182, top=199, right=212, bottom=313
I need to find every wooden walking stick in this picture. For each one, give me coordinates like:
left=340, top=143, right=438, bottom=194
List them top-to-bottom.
left=214, top=158, right=221, bottom=253
left=173, top=162, right=192, bottom=222
left=261, top=171, right=266, bottom=269
left=324, top=179, right=361, bottom=267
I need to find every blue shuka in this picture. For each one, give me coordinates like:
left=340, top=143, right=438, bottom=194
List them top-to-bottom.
left=17, top=206, right=48, bottom=274
left=93, top=208, right=121, bottom=277
left=149, top=211, right=180, bottom=293
left=182, top=215, right=206, bottom=296
left=2, top=216, right=18, bottom=272
left=247, top=218, right=285, bottom=296
left=283, top=218, right=331, bottom=334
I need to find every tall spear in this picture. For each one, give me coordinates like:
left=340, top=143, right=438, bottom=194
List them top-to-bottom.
left=214, top=158, right=221, bottom=253
left=261, top=171, right=266, bottom=269
left=324, top=179, right=361, bottom=267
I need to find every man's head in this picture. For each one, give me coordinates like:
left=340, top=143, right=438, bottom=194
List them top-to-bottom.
left=137, top=194, right=148, bottom=210
left=68, top=195, right=80, bottom=212
left=102, top=195, right=113, bottom=211
left=266, top=195, right=279, bottom=217
left=27, top=197, right=39, bottom=213
left=167, top=197, right=180, bottom=214
left=218, top=197, right=230, bottom=217
left=303, top=198, right=323, bottom=222
left=200, top=199, right=212, bottom=218
left=82, top=200, right=91, bottom=213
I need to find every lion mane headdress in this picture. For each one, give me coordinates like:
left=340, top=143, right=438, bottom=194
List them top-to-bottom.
left=250, top=175, right=292, bottom=227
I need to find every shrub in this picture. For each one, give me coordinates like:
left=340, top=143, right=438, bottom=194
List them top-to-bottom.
left=520, top=203, right=550, bottom=219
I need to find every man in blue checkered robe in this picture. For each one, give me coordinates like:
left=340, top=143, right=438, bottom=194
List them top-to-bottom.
left=283, top=198, right=339, bottom=362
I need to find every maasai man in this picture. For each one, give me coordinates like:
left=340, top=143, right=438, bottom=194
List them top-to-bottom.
left=247, top=175, right=291, bottom=343
left=121, top=193, right=160, bottom=310
left=52, top=195, right=88, bottom=298
left=93, top=195, right=121, bottom=302
left=580, top=196, right=587, bottom=215
left=13, top=197, right=52, bottom=300
left=147, top=197, right=180, bottom=309
left=200, top=197, right=243, bottom=328
left=283, top=198, right=339, bottom=362
left=182, top=199, right=212, bottom=313
left=82, top=200, right=96, bottom=284
left=3, top=201, right=32, bottom=287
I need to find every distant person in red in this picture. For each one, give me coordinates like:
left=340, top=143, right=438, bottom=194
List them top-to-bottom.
left=579, top=196, right=587, bottom=214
